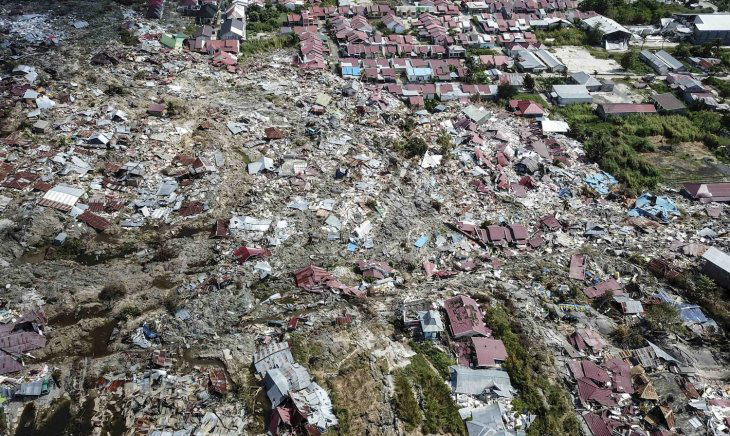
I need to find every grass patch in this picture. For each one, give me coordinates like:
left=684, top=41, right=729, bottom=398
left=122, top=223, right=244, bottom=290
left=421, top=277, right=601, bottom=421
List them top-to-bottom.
left=536, top=27, right=587, bottom=46
left=239, top=35, right=295, bottom=58
left=512, top=92, right=549, bottom=106
left=486, top=306, right=579, bottom=436
left=408, top=341, right=455, bottom=379
left=401, top=354, right=465, bottom=435
left=393, top=371, right=422, bottom=431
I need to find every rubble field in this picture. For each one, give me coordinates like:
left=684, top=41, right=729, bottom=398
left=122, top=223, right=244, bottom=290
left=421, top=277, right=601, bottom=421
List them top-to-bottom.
left=1, top=2, right=730, bottom=436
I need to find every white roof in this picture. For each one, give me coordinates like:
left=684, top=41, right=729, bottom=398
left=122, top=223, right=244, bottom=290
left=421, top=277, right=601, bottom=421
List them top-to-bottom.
left=694, top=14, right=730, bottom=31
left=582, top=15, right=632, bottom=36
left=552, top=84, right=591, bottom=98
left=541, top=119, right=570, bottom=133
left=38, top=185, right=84, bottom=211
left=703, top=246, right=730, bottom=273
left=418, top=310, right=444, bottom=333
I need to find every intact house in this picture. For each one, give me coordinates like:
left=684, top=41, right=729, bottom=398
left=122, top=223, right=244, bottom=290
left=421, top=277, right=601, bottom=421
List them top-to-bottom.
left=197, top=3, right=218, bottom=25
left=382, top=13, right=406, bottom=34
left=690, top=13, right=730, bottom=45
left=219, top=19, right=246, bottom=41
left=532, top=49, right=566, bottom=73
left=640, top=50, right=684, bottom=75
left=406, top=66, right=432, bottom=82
left=570, top=71, right=602, bottom=92
left=551, top=84, right=592, bottom=105
left=653, top=92, right=687, bottom=114
left=508, top=99, right=545, bottom=118
left=596, top=103, right=657, bottom=120
left=418, top=310, right=444, bottom=340
left=471, top=337, right=508, bottom=368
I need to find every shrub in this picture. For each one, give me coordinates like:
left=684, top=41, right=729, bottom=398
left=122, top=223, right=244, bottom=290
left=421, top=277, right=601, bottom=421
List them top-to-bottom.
left=119, top=28, right=138, bottom=46
left=497, top=83, right=517, bottom=101
left=165, top=98, right=189, bottom=117
left=404, top=137, right=428, bottom=158
left=99, top=283, right=127, bottom=302
left=485, top=306, right=579, bottom=436
left=409, top=341, right=454, bottom=379
left=405, top=355, right=465, bottom=435
left=393, top=371, right=421, bottom=430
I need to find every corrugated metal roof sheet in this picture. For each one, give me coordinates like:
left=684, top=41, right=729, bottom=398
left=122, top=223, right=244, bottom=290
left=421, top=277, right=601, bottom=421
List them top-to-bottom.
left=694, top=14, right=730, bottom=32
left=38, top=184, right=84, bottom=212
left=703, top=246, right=730, bottom=273
left=450, top=365, right=513, bottom=398
left=583, top=412, right=612, bottom=436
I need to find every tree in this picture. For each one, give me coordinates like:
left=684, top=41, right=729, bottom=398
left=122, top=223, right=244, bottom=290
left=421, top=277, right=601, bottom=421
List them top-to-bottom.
left=586, top=24, right=604, bottom=47
left=673, top=43, right=691, bottom=59
left=620, top=51, right=638, bottom=71
left=524, top=74, right=535, bottom=90
left=497, top=83, right=517, bottom=101
left=404, top=136, right=428, bottom=158
left=644, top=302, right=682, bottom=332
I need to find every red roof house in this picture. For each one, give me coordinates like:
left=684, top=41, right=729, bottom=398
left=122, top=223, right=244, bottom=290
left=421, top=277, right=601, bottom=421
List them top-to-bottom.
left=508, top=99, right=545, bottom=117
left=443, top=295, right=491, bottom=338
left=471, top=337, right=508, bottom=367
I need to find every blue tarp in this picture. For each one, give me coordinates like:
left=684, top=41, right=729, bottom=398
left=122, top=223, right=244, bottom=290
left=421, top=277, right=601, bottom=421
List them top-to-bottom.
left=584, top=172, right=618, bottom=195
left=628, top=193, right=680, bottom=222
left=414, top=234, right=429, bottom=248
left=678, top=304, right=708, bottom=324
left=142, top=324, right=158, bottom=339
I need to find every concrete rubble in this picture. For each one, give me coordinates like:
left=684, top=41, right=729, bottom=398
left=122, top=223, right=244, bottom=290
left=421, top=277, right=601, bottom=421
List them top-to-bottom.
left=0, top=1, right=729, bottom=436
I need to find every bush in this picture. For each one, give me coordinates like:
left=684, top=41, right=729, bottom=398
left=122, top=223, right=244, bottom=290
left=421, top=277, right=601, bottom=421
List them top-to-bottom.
left=535, top=27, right=588, bottom=46
left=119, top=28, right=138, bottom=46
left=524, top=74, right=535, bottom=90
left=704, top=77, right=730, bottom=98
left=497, top=83, right=517, bottom=101
left=165, top=98, right=189, bottom=117
left=404, top=137, right=428, bottom=158
left=99, top=283, right=127, bottom=302
left=644, top=302, right=682, bottom=332
left=485, top=306, right=578, bottom=436
left=409, top=341, right=454, bottom=379
left=405, top=355, right=465, bottom=435
left=393, top=371, right=421, bottom=430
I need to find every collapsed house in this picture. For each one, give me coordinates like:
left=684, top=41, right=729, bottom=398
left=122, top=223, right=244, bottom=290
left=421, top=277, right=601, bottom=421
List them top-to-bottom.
left=254, top=342, right=338, bottom=436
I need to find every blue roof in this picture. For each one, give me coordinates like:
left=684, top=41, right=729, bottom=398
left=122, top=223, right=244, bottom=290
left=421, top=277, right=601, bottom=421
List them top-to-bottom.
left=341, top=66, right=361, bottom=76
left=628, top=193, right=680, bottom=222
left=654, top=291, right=673, bottom=303
left=678, top=304, right=708, bottom=324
